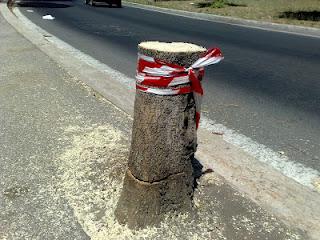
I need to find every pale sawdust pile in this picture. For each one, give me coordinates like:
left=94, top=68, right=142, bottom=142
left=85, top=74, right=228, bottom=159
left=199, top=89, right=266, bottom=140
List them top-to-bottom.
left=53, top=124, right=302, bottom=240
left=54, top=124, right=226, bottom=240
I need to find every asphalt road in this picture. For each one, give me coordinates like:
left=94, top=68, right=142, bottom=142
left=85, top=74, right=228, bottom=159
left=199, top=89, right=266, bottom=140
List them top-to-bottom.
left=18, top=0, right=320, bottom=174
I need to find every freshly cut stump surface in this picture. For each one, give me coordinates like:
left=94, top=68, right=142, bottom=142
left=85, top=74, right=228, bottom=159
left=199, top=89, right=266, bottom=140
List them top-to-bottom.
left=115, top=41, right=206, bottom=229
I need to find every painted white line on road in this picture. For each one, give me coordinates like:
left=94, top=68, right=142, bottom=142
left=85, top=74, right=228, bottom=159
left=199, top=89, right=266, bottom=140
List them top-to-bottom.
left=125, top=2, right=320, bottom=39
left=15, top=7, right=320, bottom=192
left=18, top=9, right=135, bottom=90
left=46, top=33, right=135, bottom=89
left=201, top=117, right=320, bottom=190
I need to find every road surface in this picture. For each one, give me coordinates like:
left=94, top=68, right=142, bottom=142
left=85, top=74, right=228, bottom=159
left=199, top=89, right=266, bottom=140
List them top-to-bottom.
left=17, top=0, right=320, bottom=181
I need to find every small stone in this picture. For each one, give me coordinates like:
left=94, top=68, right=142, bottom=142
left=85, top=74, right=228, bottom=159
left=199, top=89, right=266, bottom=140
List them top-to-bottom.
left=312, top=178, right=320, bottom=192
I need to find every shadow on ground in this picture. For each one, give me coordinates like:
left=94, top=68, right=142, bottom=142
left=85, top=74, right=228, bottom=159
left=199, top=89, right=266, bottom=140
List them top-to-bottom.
left=16, top=0, right=73, bottom=8
left=196, top=1, right=246, bottom=8
left=86, top=2, right=122, bottom=8
left=279, top=11, right=320, bottom=21
left=191, top=156, right=214, bottom=190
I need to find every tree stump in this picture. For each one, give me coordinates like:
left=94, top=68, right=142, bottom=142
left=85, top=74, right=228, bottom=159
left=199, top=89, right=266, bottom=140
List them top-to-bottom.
left=115, top=42, right=206, bottom=229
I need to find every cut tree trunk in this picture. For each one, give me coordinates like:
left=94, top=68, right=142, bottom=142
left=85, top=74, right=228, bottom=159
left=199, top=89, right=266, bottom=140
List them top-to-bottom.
left=115, top=41, right=206, bottom=229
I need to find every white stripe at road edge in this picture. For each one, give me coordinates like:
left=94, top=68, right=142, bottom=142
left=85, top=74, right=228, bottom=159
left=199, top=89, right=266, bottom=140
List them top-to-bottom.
left=124, top=2, right=320, bottom=39
left=15, top=7, right=320, bottom=192
left=200, top=117, right=320, bottom=190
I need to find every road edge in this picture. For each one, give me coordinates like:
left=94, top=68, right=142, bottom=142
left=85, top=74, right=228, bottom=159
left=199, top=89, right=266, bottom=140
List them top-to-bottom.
left=124, top=1, right=320, bottom=39
left=1, top=3, right=319, bottom=239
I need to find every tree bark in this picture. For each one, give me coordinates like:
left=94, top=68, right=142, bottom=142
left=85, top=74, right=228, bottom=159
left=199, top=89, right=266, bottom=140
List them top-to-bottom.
left=115, top=42, right=206, bottom=229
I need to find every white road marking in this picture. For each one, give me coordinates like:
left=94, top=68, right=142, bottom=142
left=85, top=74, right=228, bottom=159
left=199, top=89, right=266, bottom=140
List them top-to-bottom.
left=125, top=2, right=320, bottom=39
left=200, top=117, right=320, bottom=190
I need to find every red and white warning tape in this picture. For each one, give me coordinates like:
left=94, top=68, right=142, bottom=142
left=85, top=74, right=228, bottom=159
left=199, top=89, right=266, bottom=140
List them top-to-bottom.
left=136, top=47, right=223, bottom=128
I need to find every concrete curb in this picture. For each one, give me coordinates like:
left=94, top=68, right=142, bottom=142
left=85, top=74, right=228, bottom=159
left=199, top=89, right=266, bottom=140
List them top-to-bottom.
left=124, top=1, right=320, bottom=39
left=1, top=3, right=320, bottom=239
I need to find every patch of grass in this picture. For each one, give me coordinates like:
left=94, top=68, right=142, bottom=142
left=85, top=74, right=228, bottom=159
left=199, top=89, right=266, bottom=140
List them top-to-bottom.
left=125, top=0, right=320, bottom=28
left=211, top=0, right=225, bottom=8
